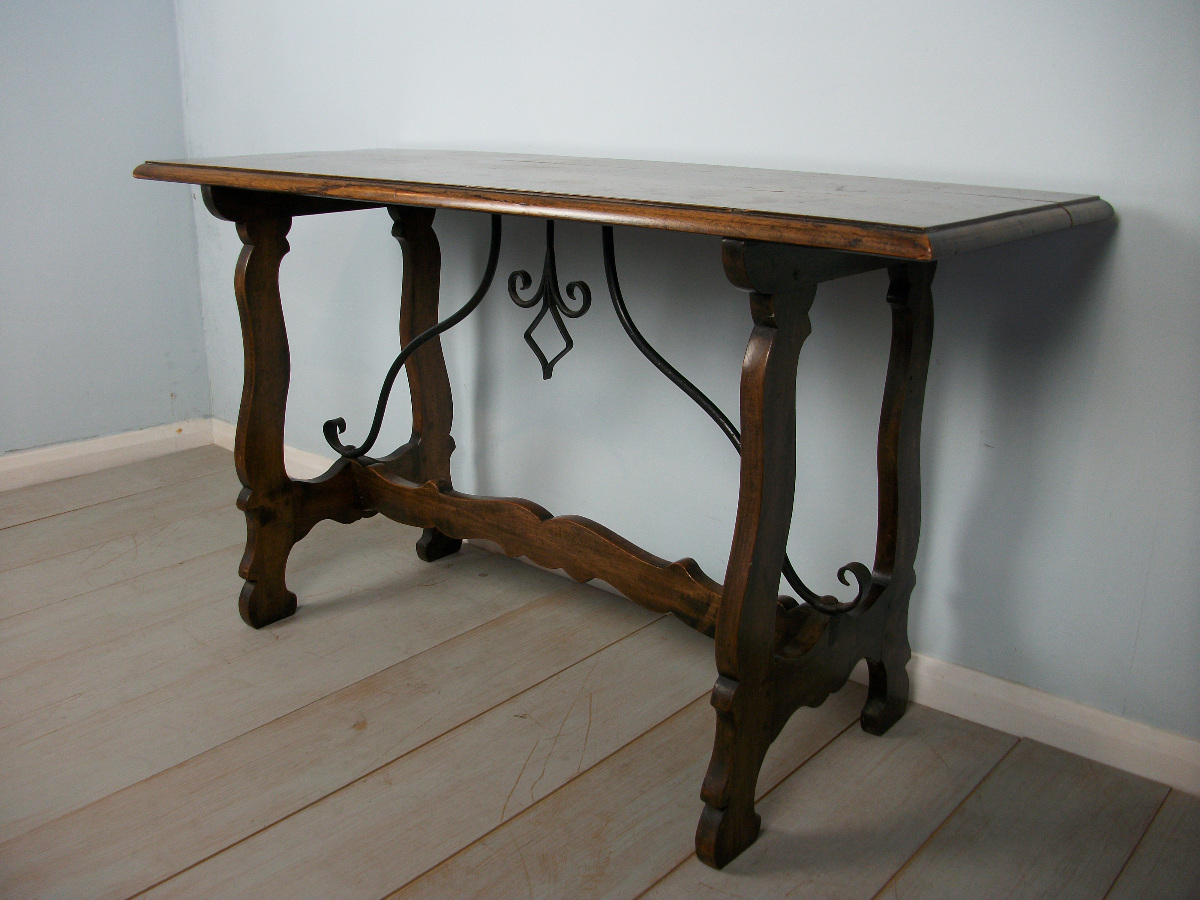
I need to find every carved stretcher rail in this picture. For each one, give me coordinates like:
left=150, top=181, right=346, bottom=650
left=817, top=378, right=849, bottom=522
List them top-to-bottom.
left=274, top=455, right=868, bottom=669
left=353, top=462, right=724, bottom=635
left=770, top=573, right=912, bottom=738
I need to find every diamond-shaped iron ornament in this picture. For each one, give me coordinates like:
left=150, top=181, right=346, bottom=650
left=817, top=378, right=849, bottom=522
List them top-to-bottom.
left=508, top=220, right=592, bottom=379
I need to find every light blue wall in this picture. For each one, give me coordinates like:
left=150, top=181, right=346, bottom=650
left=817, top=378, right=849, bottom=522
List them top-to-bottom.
left=0, top=1, right=210, bottom=453
left=175, top=1, right=1200, bottom=739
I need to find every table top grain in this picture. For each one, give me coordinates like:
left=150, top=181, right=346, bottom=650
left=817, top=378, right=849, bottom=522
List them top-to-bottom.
left=135, top=149, right=1112, bottom=260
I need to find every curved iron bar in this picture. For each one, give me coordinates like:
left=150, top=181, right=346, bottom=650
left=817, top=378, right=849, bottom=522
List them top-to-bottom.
left=324, top=214, right=503, bottom=460
left=509, top=220, right=592, bottom=379
left=601, top=225, right=872, bottom=615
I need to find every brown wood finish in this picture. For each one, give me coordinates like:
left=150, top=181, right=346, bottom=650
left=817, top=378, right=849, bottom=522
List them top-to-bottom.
left=137, top=149, right=1114, bottom=260
left=138, top=156, right=1114, bottom=869
left=199, top=184, right=383, bottom=221
left=204, top=187, right=374, bottom=627
left=377, top=207, right=461, bottom=562
left=224, top=208, right=298, bottom=628
left=693, top=243, right=936, bottom=867
left=864, top=261, right=935, bottom=732
left=697, top=274, right=815, bottom=868
left=355, top=466, right=723, bottom=636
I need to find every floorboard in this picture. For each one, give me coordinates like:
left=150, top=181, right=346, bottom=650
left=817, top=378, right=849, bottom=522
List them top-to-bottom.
left=0, top=445, right=231, bottom=531
left=0, top=449, right=1189, bottom=899
left=0, top=469, right=237, bottom=572
left=0, top=504, right=245, bottom=621
left=2, top=515, right=397, bottom=743
left=0, top=526, right=578, bottom=841
left=0, top=544, right=243, bottom=681
left=0, top=586, right=655, bottom=900
left=141, top=616, right=716, bottom=899
left=393, top=686, right=866, bottom=900
left=643, top=704, right=1015, bottom=900
left=875, top=739, right=1168, bottom=900
left=1105, top=790, right=1200, bottom=900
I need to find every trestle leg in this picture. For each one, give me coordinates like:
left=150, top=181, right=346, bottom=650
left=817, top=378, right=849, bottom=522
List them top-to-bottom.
left=204, top=187, right=388, bottom=627
left=382, top=207, right=461, bottom=561
left=226, top=210, right=300, bottom=628
left=697, top=242, right=936, bottom=868
left=861, top=261, right=935, bottom=734
left=697, top=265, right=815, bottom=868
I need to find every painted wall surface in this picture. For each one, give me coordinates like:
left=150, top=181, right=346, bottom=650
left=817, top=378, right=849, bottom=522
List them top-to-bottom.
left=0, top=1, right=210, bottom=453
left=175, top=1, right=1200, bottom=739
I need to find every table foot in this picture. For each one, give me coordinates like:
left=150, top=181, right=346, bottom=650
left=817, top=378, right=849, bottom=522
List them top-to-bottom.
left=204, top=189, right=388, bottom=628
left=215, top=205, right=300, bottom=631
left=860, top=261, right=934, bottom=732
left=236, top=463, right=376, bottom=628
left=236, top=480, right=301, bottom=629
left=415, top=527, right=462, bottom=562
left=238, top=579, right=297, bottom=629
left=861, top=588, right=912, bottom=735
left=697, top=674, right=769, bottom=868
left=696, top=804, right=760, bottom=871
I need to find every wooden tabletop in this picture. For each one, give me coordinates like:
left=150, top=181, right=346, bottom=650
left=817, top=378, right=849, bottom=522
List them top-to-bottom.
left=135, top=149, right=1112, bottom=260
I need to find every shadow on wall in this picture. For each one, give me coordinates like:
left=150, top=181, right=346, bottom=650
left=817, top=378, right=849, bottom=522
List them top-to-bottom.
left=449, top=208, right=1122, bottom=678
left=919, top=218, right=1119, bottom=682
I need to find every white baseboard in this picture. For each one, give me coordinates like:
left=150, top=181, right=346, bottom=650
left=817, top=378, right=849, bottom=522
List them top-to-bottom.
left=5, top=417, right=1198, bottom=794
left=1, top=418, right=335, bottom=493
left=0, top=419, right=215, bottom=492
left=849, top=654, right=1200, bottom=795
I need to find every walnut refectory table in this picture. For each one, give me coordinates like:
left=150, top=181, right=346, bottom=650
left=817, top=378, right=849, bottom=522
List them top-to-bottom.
left=134, top=150, right=1113, bottom=868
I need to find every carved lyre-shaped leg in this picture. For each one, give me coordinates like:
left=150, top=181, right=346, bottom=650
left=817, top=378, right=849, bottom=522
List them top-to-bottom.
left=204, top=187, right=393, bottom=628
left=381, top=207, right=461, bottom=562
left=227, top=211, right=299, bottom=628
left=697, top=254, right=816, bottom=868
left=861, top=261, right=935, bottom=733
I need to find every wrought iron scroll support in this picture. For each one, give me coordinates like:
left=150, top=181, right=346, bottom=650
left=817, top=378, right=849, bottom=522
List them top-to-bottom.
left=321, top=212, right=870, bottom=612
left=324, top=213, right=503, bottom=460
left=509, top=220, right=592, bottom=379
left=600, top=225, right=871, bottom=615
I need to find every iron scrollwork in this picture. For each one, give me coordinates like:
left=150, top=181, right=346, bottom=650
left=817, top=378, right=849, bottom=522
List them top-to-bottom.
left=320, top=211, right=871, bottom=614
left=324, top=213, right=503, bottom=460
left=509, top=220, right=592, bottom=379
left=601, top=225, right=872, bottom=615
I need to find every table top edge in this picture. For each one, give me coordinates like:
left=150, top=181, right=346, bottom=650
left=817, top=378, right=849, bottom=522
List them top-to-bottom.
left=134, top=153, right=1113, bottom=262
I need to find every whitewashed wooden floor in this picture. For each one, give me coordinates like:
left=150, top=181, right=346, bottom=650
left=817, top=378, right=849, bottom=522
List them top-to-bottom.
left=1, top=446, right=1197, bottom=899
